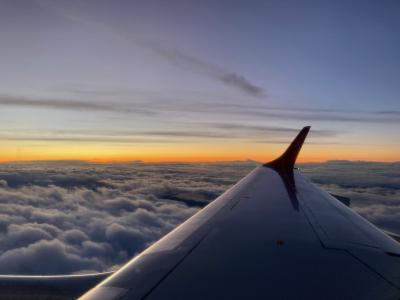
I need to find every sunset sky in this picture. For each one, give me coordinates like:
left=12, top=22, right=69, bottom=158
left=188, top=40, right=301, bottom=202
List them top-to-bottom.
left=0, top=0, right=399, bottom=162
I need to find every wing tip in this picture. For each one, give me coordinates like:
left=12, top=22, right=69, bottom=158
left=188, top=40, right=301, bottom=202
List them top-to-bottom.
left=264, top=126, right=311, bottom=170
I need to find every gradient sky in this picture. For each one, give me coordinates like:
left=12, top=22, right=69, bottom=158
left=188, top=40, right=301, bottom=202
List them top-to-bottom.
left=0, top=0, right=399, bottom=162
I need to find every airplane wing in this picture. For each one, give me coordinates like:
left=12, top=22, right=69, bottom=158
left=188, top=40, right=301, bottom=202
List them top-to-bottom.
left=1, top=127, right=399, bottom=299
left=76, top=127, right=400, bottom=300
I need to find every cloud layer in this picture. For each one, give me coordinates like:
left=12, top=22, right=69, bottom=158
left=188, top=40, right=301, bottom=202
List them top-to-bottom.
left=0, top=160, right=398, bottom=275
left=0, top=161, right=252, bottom=274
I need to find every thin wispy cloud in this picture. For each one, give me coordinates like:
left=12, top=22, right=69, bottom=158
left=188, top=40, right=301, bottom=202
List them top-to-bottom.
left=36, top=0, right=264, bottom=98
left=3, top=93, right=400, bottom=126
left=0, top=95, right=155, bottom=116
left=0, top=96, right=111, bottom=111
left=161, top=101, right=400, bottom=124
left=376, top=110, right=400, bottom=116
left=203, top=123, right=339, bottom=137
left=0, top=125, right=339, bottom=145
left=0, top=136, right=181, bottom=144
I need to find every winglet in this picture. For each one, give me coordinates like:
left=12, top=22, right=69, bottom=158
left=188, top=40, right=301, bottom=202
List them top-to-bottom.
left=264, top=126, right=310, bottom=170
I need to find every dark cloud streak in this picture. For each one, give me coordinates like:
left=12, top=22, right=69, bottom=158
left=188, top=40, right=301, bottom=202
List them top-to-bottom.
left=219, top=73, right=264, bottom=97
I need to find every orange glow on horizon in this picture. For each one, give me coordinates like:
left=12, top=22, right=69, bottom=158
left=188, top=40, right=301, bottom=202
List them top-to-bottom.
left=1, top=134, right=399, bottom=164
left=0, top=142, right=399, bottom=163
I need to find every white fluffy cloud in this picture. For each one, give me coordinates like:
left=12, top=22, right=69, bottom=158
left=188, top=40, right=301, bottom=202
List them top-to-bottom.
left=0, top=161, right=252, bottom=274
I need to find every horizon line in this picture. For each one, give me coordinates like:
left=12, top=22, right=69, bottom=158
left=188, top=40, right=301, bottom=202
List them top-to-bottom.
left=1, top=158, right=399, bottom=165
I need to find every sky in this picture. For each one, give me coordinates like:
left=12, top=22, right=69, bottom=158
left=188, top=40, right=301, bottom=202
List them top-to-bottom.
left=0, top=0, right=400, bottom=162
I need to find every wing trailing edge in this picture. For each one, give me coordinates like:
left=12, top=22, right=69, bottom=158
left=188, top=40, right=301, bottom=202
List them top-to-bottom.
left=265, top=126, right=310, bottom=170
